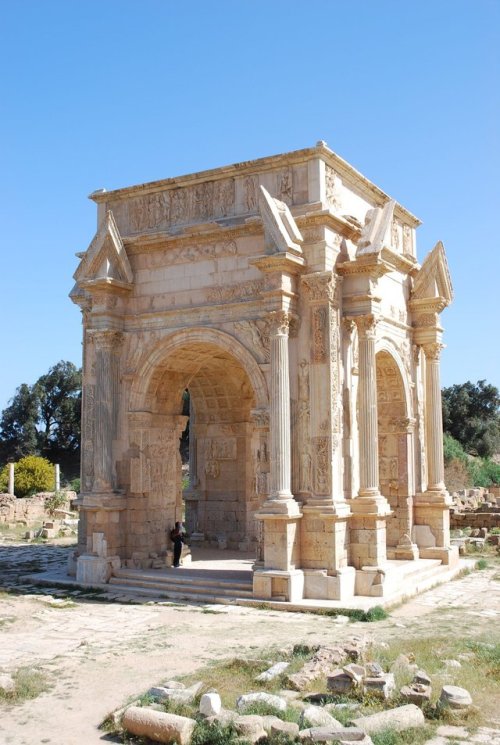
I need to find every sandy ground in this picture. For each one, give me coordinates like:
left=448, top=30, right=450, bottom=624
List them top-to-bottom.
left=1, top=541, right=499, bottom=745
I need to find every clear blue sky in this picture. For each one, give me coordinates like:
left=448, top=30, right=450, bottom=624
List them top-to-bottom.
left=1, top=0, right=498, bottom=412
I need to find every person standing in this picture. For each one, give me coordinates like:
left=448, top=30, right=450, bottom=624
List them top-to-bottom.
left=170, top=521, right=186, bottom=568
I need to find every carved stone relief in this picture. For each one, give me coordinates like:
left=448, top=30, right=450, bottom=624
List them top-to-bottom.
left=325, top=165, right=342, bottom=211
left=121, top=178, right=237, bottom=233
left=163, top=239, right=237, bottom=266
left=207, top=278, right=265, bottom=303
left=312, top=307, right=328, bottom=363
left=234, top=319, right=270, bottom=362
left=297, top=359, right=311, bottom=493
left=82, top=384, right=95, bottom=491
left=312, top=436, right=331, bottom=495
left=205, top=438, right=237, bottom=460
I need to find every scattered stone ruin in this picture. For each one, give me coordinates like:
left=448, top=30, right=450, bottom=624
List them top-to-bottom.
left=70, top=141, right=459, bottom=602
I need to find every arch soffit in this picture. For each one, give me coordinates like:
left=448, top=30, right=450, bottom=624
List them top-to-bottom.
left=129, top=327, right=269, bottom=412
left=375, top=337, right=413, bottom=418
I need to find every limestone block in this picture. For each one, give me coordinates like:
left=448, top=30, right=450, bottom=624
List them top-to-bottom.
left=412, top=524, right=436, bottom=547
left=76, top=555, right=108, bottom=585
left=256, top=661, right=290, bottom=681
left=343, top=664, right=365, bottom=685
left=327, top=670, right=355, bottom=693
left=0, top=673, right=15, bottom=694
left=363, top=673, right=395, bottom=699
left=400, top=683, right=432, bottom=705
left=438, top=685, right=472, bottom=710
left=237, top=691, right=287, bottom=712
left=199, top=692, right=222, bottom=717
left=352, top=704, right=425, bottom=734
left=300, top=705, right=342, bottom=729
left=122, top=706, right=196, bottom=745
left=234, top=714, right=267, bottom=743
left=270, top=719, right=300, bottom=737
left=299, top=726, right=373, bottom=743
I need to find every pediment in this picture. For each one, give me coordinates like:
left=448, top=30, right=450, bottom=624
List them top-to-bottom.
left=258, top=186, right=303, bottom=255
left=356, top=200, right=395, bottom=257
left=74, top=211, right=133, bottom=289
left=411, top=241, right=453, bottom=304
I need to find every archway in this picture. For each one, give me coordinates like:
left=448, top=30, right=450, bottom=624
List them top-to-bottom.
left=127, top=329, right=269, bottom=556
left=375, top=349, right=413, bottom=550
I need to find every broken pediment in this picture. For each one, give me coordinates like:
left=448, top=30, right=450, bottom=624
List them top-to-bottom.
left=258, top=185, right=303, bottom=255
left=356, top=200, right=396, bottom=257
left=74, top=210, right=133, bottom=290
left=411, top=241, right=453, bottom=305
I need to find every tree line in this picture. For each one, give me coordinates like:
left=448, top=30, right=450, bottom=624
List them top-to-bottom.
left=0, top=361, right=81, bottom=480
left=0, top=363, right=498, bottom=490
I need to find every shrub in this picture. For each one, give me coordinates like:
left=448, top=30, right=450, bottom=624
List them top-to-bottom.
left=0, top=455, right=54, bottom=497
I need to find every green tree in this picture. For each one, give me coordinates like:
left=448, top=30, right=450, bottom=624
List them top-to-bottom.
left=0, top=361, right=82, bottom=477
left=442, top=380, right=500, bottom=458
left=0, top=384, right=39, bottom=462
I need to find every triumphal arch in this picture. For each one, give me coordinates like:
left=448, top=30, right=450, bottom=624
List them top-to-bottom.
left=71, top=141, right=458, bottom=602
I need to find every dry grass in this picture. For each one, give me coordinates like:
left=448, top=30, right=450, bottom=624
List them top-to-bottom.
left=0, top=667, right=51, bottom=704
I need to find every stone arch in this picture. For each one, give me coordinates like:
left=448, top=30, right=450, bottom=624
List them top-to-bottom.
left=129, top=326, right=268, bottom=415
left=126, top=327, right=270, bottom=553
left=375, top=336, right=413, bottom=419
left=375, top=345, right=414, bottom=550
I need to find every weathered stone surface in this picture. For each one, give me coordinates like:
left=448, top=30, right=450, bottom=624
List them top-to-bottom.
left=289, top=642, right=365, bottom=691
left=256, top=661, right=290, bottom=681
left=343, top=663, right=366, bottom=685
left=327, top=669, right=355, bottom=693
left=413, top=669, right=431, bottom=686
left=363, top=672, right=395, bottom=699
left=0, top=673, right=15, bottom=694
left=149, top=681, right=202, bottom=704
left=400, top=683, right=432, bottom=705
left=438, top=685, right=472, bottom=710
left=237, top=691, right=287, bottom=712
left=199, top=692, right=222, bottom=717
left=352, top=703, right=425, bottom=734
left=300, top=705, right=342, bottom=729
left=122, top=706, right=196, bottom=745
left=234, top=714, right=267, bottom=743
left=270, top=719, right=300, bottom=737
left=299, top=726, right=374, bottom=743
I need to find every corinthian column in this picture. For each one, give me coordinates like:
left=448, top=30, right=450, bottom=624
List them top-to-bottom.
left=268, top=310, right=294, bottom=501
left=355, top=315, right=381, bottom=499
left=92, top=330, right=123, bottom=492
left=422, top=342, right=446, bottom=491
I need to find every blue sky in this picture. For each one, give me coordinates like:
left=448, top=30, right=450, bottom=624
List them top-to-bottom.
left=1, top=0, right=498, bottom=412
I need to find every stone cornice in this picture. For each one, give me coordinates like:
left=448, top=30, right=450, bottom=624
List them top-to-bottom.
left=89, top=142, right=421, bottom=228
left=250, top=252, right=306, bottom=274
left=336, top=255, right=389, bottom=279
left=79, top=277, right=133, bottom=295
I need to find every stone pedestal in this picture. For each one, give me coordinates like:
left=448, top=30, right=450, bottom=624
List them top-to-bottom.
left=76, top=555, right=108, bottom=585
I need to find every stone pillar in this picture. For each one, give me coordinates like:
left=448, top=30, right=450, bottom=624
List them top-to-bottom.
left=254, top=310, right=302, bottom=601
left=268, top=310, right=294, bottom=503
left=349, top=314, right=390, bottom=572
left=356, top=315, right=380, bottom=499
left=92, top=330, right=123, bottom=493
left=413, top=342, right=457, bottom=566
left=423, top=343, right=446, bottom=491
left=8, top=463, right=14, bottom=496
left=55, top=464, right=60, bottom=493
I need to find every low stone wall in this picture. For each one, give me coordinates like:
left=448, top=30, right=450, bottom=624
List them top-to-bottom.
left=0, top=492, right=75, bottom=525
left=450, top=512, right=500, bottom=530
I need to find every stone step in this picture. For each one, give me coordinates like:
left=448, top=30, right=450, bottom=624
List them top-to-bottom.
left=112, top=568, right=252, bottom=591
left=108, top=574, right=254, bottom=598
left=106, top=582, right=253, bottom=604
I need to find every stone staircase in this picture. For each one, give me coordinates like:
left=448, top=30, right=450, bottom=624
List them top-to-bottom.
left=108, top=567, right=254, bottom=604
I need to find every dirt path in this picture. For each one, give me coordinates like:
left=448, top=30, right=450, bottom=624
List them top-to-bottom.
left=1, top=541, right=499, bottom=745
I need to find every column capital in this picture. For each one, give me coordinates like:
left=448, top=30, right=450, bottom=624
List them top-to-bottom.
left=301, top=271, right=342, bottom=307
left=267, top=309, right=291, bottom=336
left=353, top=313, right=379, bottom=339
left=89, top=329, right=123, bottom=351
left=422, top=342, right=444, bottom=361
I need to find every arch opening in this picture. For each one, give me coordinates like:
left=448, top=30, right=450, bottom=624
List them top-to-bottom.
left=376, top=350, right=412, bottom=549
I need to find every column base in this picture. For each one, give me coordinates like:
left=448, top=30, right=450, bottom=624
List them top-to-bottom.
left=414, top=491, right=453, bottom=556
left=351, top=493, right=392, bottom=517
left=258, top=497, right=302, bottom=517
left=256, top=506, right=302, bottom=571
left=75, top=554, right=121, bottom=585
left=303, top=566, right=355, bottom=601
left=253, top=569, right=304, bottom=603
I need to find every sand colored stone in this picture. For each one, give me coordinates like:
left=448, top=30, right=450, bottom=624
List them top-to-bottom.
left=70, top=142, right=457, bottom=603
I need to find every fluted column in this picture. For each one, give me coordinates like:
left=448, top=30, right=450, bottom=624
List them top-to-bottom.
left=268, top=310, right=293, bottom=500
left=355, top=315, right=380, bottom=498
left=92, top=330, right=123, bottom=492
left=423, top=342, right=446, bottom=491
